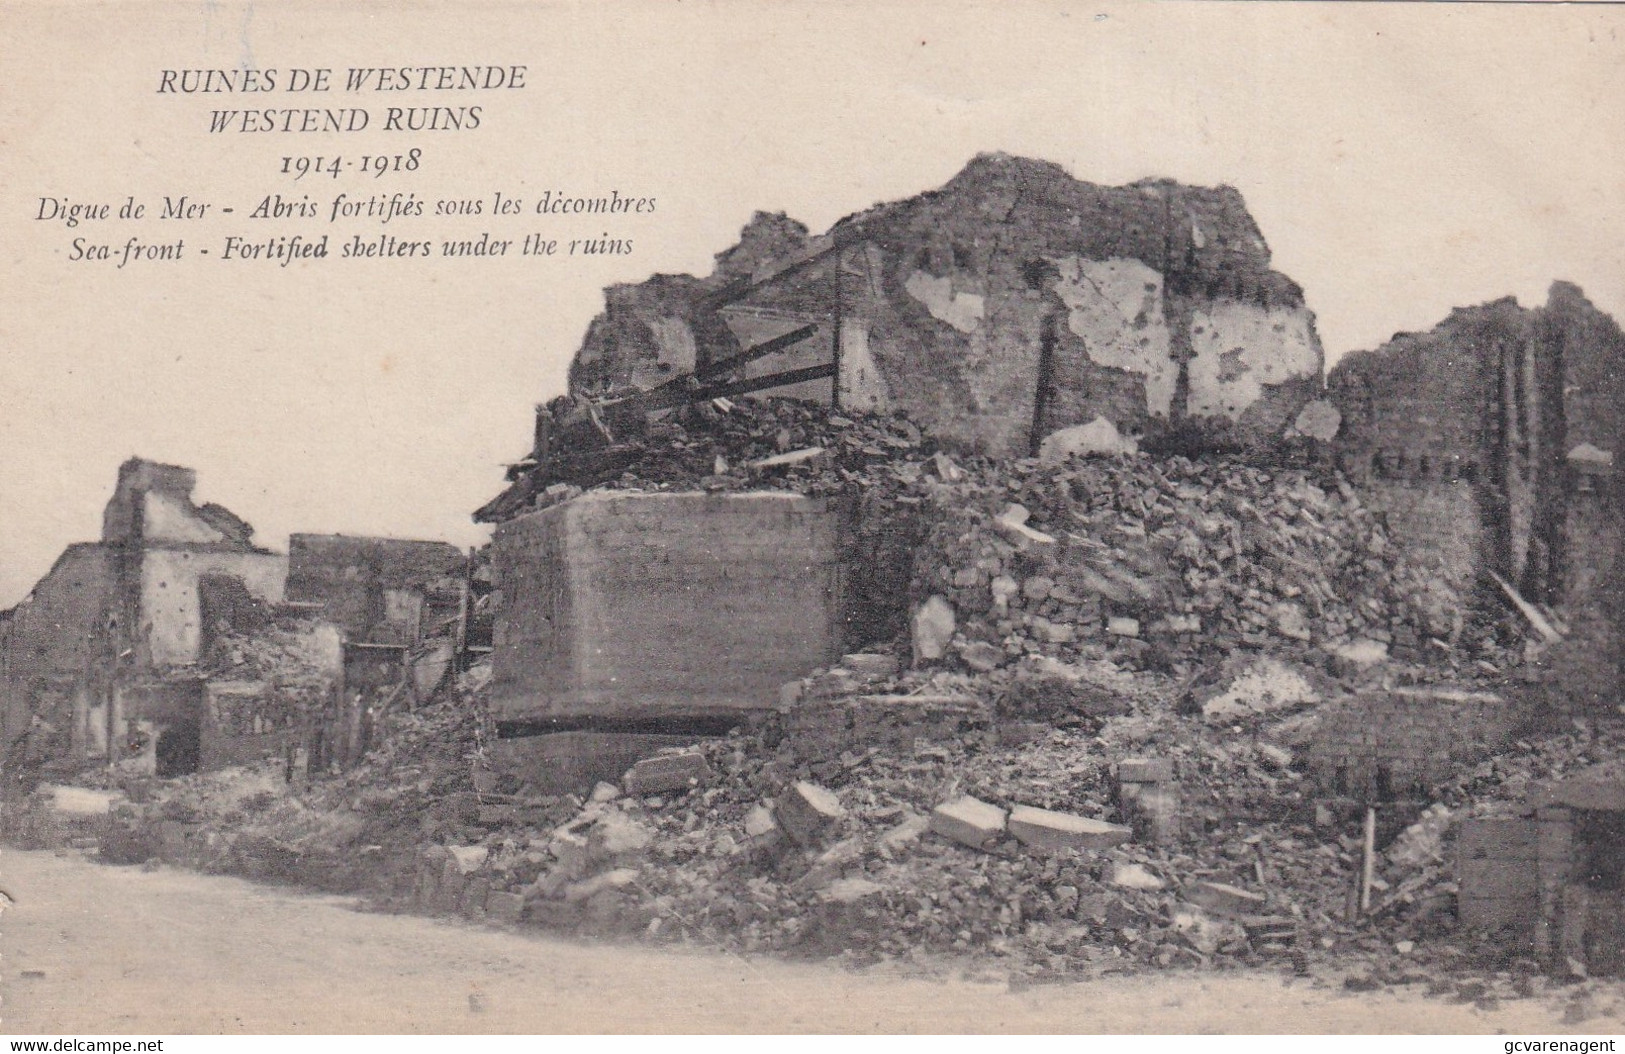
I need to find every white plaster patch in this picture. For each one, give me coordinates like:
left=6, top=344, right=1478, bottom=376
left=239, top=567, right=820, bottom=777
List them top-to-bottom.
left=1050, top=256, right=1176, bottom=416
left=904, top=270, right=985, bottom=333
left=1187, top=303, right=1321, bottom=421
left=645, top=316, right=698, bottom=373
left=837, top=319, right=890, bottom=413
left=142, top=491, right=225, bottom=545
left=141, top=550, right=288, bottom=667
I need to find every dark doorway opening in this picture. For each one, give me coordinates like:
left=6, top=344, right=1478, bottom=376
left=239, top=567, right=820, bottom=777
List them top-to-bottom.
left=155, top=718, right=201, bottom=777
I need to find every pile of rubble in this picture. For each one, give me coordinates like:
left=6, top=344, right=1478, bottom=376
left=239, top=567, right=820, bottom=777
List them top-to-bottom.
left=507, top=396, right=1510, bottom=682
left=910, top=455, right=1493, bottom=677
left=201, top=621, right=340, bottom=735
left=364, top=652, right=1461, bottom=980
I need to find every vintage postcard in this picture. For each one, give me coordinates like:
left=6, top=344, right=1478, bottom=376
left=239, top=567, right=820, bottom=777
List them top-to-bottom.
left=1, top=0, right=1623, bottom=1036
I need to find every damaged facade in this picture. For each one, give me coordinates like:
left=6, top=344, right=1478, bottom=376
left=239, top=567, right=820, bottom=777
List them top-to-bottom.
left=563, top=153, right=1329, bottom=460
left=1328, top=283, right=1625, bottom=617
left=0, top=458, right=469, bottom=783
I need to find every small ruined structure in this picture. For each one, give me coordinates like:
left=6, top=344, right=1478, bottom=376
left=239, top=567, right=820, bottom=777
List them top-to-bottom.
left=563, top=152, right=1327, bottom=460
left=0, top=459, right=467, bottom=783
left=0, top=459, right=290, bottom=779
left=1459, top=775, right=1625, bottom=977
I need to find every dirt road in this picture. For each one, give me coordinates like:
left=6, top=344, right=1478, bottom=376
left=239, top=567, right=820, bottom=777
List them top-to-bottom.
left=0, top=848, right=1605, bottom=1033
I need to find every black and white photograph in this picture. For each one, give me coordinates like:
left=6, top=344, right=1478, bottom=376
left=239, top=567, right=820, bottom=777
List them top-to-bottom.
left=1, top=0, right=1622, bottom=1037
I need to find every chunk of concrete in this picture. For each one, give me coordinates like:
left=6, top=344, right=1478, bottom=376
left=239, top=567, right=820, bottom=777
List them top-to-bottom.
left=1038, top=416, right=1139, bottom=463
left=994, top=505, right=1057, bottom=548
left=912, top=595, right=957, bottom=664
left=1107, top=616, right=1141, bottom=638
left=958, top=639, right=1006, bottom=672
left=623, top=751, right=714, bottom=796
left=776, top=781, right=846, bottom=848
left=930, top=795, right=1007, bottom=851
left=743, top=803, right=783, bottom=850
left=1008, top=806, right=1132, bottom=852
left=879, top=810, right=932, bottom=850
left=590, top=811, right=654, bottom=856
left=548, top=830, right=591, bottom=879
left=447, top=845, right=490, bottom=875
left=1106, top=861, right=1166, bottom=890
left=562, top=867, right=640, bottom=903
left=822, top=877, right=885, bottom=904
left=1184, top=880, right=1267, bottom=916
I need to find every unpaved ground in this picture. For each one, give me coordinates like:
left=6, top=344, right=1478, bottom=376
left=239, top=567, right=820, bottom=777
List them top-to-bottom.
left=0, top=849, right=1605, bottom=1034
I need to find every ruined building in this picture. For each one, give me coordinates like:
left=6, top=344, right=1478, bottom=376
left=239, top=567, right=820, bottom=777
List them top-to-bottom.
left=562, top=152, right=1331, bottom=461
left=475, top=154, right=1341, bottom=787
left=1327, top=283, right=1625, bottom=643
left=0, top=459, right=468, bottom=782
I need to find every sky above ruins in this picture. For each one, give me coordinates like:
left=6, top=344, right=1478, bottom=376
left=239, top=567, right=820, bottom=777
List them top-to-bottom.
left=2, top=1, right=1622, bottom=606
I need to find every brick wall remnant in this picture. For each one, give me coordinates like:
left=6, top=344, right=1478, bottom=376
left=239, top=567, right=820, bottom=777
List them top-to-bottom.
left=562, top=153, right=1324, bottom=457
left=1327, top=283, right=1625, bottom=619
left=1309, top=686, right=1529, bottom=801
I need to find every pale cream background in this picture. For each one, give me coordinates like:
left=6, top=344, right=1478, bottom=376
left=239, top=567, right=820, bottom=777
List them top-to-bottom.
left=1, top=0, right=1621, bottom=616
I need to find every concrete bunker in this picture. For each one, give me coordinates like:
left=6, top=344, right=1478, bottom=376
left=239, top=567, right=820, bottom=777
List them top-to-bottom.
left=487, top=490, right=845, bottom=790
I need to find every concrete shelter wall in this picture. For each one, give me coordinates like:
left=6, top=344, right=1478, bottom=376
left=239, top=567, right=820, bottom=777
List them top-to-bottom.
left=491, top=491, right=840, bottom=723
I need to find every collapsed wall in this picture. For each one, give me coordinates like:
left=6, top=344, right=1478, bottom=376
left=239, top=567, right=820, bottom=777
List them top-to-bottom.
left=567, top=153, right=1328, bottom=458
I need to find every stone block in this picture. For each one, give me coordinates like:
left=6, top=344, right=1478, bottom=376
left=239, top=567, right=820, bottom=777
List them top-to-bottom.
left=912, top=595, right=957, bottom=663
left=624, top=751, right=714, bottom=796
left=1118, top=757, right=1174, bottom=783
left=776, top=782, right=846, bottom=848
left=929, top=795, right=1007, bottom=851
left=1007, top=805, right=1132, bottom=852
left=1107, top=861, right=1166, bottom=890
left=562, top=867, right=640, bottom=903
left=436, top=870, right=467, bottom=913
left=460, top=878, right=491, bottom=917
left=1184, top=880, right=1267, bottom=916
left=485, top=890, right=525, bottom=923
